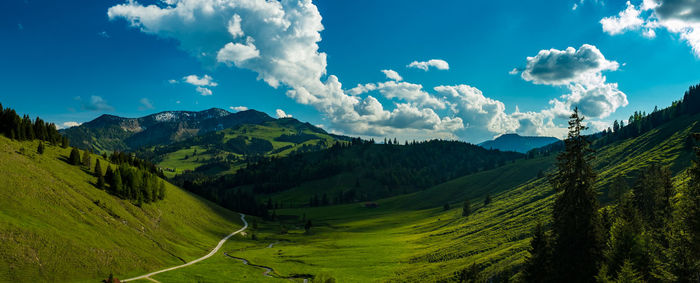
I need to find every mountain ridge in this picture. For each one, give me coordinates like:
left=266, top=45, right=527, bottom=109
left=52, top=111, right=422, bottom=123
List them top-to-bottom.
left=61, top=108, right=276, bottom=152
left=479, top=133, right=559, bottom=153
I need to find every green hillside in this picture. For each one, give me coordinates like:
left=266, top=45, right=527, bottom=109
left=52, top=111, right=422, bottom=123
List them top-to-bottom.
left=174, top=113, right=697, bottom=282
left=138, top=118, right=348, bottom=177
left=0, top=136, right=244, bottom=282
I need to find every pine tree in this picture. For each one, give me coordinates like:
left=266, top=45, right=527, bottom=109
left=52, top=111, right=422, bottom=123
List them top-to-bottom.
left=550, top=108, right=604, bottom=282
left=671, top=133, right=700, bottom=282
left=61, top=136, right=69, bottom=148
left=36, top=142, right=44, bottom=154
left=69, top=148, right=81, bottom=165
left=82, top=150, right=91, bottom=168
left=94, top=159, right=102, bottom=177
left=104, top=165, right=114, bottom=189
left=113, top=169, right=123, bottom=197
left=96, top=174, right=105, bottom=189
left=603, top=193, right=648, bottom=280
left=484, top=194, right=492, bottom=206
left=462, top=199, right=471, bottom=217
left=521, top=222, right=553, bottom=283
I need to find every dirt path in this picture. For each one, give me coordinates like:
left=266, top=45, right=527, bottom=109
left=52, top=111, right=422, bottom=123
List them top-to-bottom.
left=121, top=213, right=248, bottom=282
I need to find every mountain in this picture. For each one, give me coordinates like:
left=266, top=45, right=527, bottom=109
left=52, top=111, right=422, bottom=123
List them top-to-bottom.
left=61, top=108, right=274, bottom=153
left=137, top=117, right=352, bottom=177
left=478, top=133, right=559, bottom=153
left=0, top=136, right=243, bottom=282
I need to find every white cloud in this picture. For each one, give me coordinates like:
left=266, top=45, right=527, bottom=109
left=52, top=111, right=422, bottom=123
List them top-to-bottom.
left=602, top=0, right=700, bottom=57
left=600, top=1, right=645, bottom=35
left=98, top=31, right=110, bottom=38
left=519, top=44, right=619, bottom=86
left=515, top=45, right=628, bottom=120
left=407, top=59, right=450, bottom=71
left=380, top=69, right=403, bottom=81
left=183, top=74, right=217, bottom=87
left=168, top=79, right=178, bottom=84
left=350, top=81, right=446, bottom=109
left=196, top=86, right=213, bottom=96
left=81, top=95, right=114, bottom=111
left=138, top=98, right=154, bottom=110
left=230, top=106, right=248, bottom=112
left=276, top=109, right=292, bottom=118
left=61, top=121, right=82, bottom=129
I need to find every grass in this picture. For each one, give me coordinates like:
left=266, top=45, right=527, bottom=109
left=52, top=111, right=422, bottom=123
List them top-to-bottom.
left=3, top=112, right=697, bottom=282
left=146, top=113, right=699, bottom=282
left=155, top=120, right=341, bottom=177
left=0, top=136, right=243, bottom=282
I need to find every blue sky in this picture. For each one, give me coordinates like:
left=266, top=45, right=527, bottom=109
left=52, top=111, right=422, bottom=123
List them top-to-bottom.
left=1, top=0, right=699, bottom=143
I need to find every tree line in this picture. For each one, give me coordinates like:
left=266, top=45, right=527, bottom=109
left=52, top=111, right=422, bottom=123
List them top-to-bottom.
left=0, top=103, right=68, bottom=146
left=518, top=109, right=700, bottom=282
left=210, top=139, right=522, bottom=200
left=68, top=147, right=166, bottom=205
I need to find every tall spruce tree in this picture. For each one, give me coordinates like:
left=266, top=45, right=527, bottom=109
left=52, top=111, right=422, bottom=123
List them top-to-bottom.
left=550, top=108, right=604, bottom=282
left=671, top=133, right=700, bottom=281
left=69, top=148, right=81, bottom=165
left=82, top=150, right=91, bottom=168
left=94, top=159, right=102, bottom=177
left=521, top=222, right=553, bottom=283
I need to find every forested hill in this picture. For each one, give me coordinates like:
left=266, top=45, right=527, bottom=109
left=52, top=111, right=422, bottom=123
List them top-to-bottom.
left=61, top=108, right=274, bottom=152
left=134, top=117, right=351, bottom=177
left=479, top=133, right=559, bottom=153
left=174, top=139, right=524, bottom=213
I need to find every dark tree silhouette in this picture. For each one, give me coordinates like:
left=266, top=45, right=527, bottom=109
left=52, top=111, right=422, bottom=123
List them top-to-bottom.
left=550, top=108, right=604, bottom=282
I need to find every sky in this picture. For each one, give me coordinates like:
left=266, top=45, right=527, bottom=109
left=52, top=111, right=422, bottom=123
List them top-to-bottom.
left=1, top=0, right=699, bottom=143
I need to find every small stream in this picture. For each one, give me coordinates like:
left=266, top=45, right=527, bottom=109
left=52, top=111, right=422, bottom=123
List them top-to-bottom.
left=224, top=249, right=312, bottom=282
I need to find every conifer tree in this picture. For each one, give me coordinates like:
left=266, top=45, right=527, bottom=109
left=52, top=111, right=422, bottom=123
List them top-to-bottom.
left=550, top=108, right=604, bottom=282
left=671, top=133, right=700, bottom=281
left=61, top=136, right=69, bottom=148
left=36, top=142, right=44, bottom=154
left=69, top=148, right=81, bottom=165
left=82, top=150, right=91, bottom=168
left=94, top=159, right=102, bottom=177
left=113, top=169, right=123, bottom=197
left=96, top=174, right=105, bottom=189
left=484, top=194, right=492, bottom=206
left=462, top=199, right=471, bottom=217
left=522, top=222, right=553, bottom=283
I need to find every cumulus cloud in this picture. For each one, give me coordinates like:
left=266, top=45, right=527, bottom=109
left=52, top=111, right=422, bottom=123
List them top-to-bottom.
left=602, top=0, right=700, bottom=57
left=601, top=1, right=646, bottom=35
left=513, top=44, right=628, bottom=120
left=519, top=44, right=619, bottom=86
left=407, top=59, right=450, bottom=71
left=380, top=69, right=402, bottom=81
left=183, top=74, right=217, bottom=87
left=350, top=81, right=445, bottom=109
left=196, top=86, right=213, bottom=96
left=81, top=95, right=114, bottom=111
left=138, top=98, right=154, bottom=111
left=230, top=106, right=248, bottom=112
left=276, top=109, right=292, bottom=118
left=61, top=121, right=82, bottom=129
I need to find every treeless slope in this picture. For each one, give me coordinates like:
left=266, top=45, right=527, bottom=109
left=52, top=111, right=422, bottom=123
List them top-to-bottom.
left=0, top=136, right=242, bottom=282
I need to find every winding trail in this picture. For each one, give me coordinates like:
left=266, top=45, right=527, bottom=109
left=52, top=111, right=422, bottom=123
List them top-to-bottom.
left=122, top=213, right=248, bottom=282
